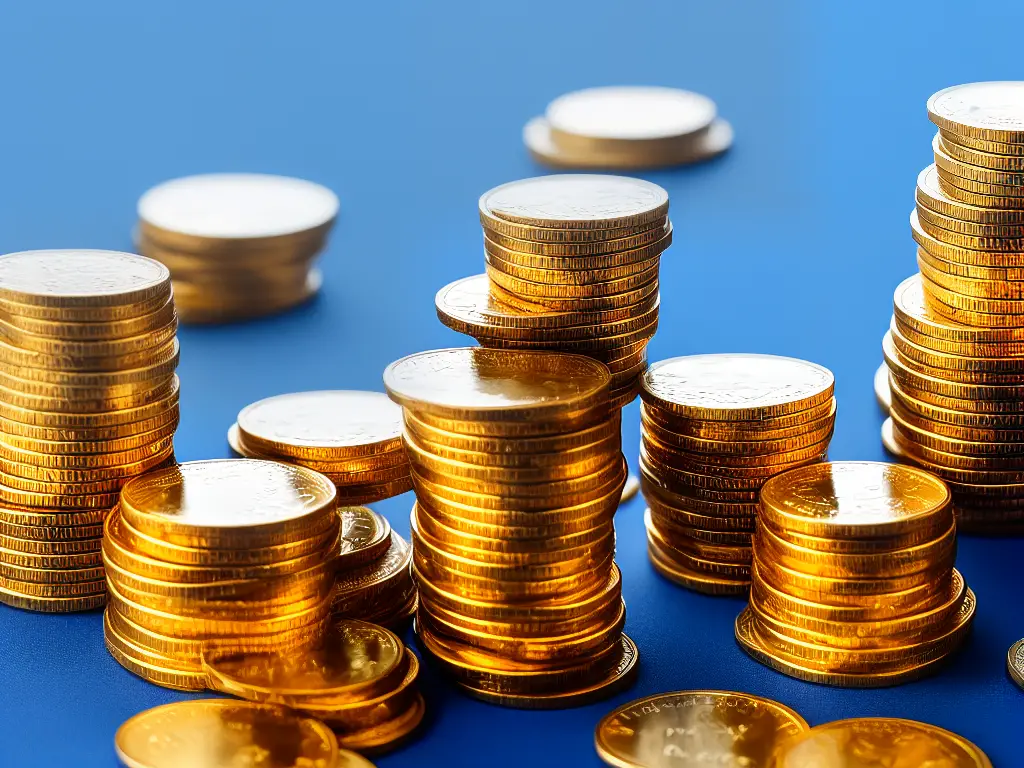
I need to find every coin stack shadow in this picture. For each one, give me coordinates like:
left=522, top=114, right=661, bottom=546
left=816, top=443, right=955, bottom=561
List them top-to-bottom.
left=882, top=83, right=1024, bottom=532
left=436, top=175, right=669, bottom=410
left=0, top=250, right=179, bottom=613
left=384, top=347, right=638, bottom=708
left=638, top=355, right=836, bottom=596
left=102, top=460, right=339, bottom=690
left=736, top=461, right=976, bottom=687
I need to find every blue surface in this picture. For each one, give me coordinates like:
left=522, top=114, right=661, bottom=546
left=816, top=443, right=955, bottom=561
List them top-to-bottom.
left=1, top=2, right=1023, bottom=766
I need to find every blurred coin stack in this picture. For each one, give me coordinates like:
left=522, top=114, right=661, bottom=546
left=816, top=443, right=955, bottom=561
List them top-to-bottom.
left=880, top=82, right=1024, bottom=532
left=524, top=86, right=733, bottom=170
left=135, top=173, right=338, bottom=324
left=437, top=175, right=669, bottom=410
left=0, top=250, right=179, bottom=613
left=385, top=347, right=638, bottom=708
left=638, top=354, right=836, bottom=596
left=228, top=391, right=412, bottom=504
left=102, top=460, right=339, bottom=690
left=736, top=461, right=976, bottom=687
left=205, top=619, right=424, bottom=755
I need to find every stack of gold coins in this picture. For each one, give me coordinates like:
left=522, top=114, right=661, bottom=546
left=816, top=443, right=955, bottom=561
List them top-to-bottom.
left=524, top=86, right=734, bottom=170
left=135, top=173, right=338, bottom=324
left=436, top=175, right=669, bottom=409
left=0, top=249, right=179, bottom=613
left=384, top=347, right=638, bottom=708
left=638, top=354, right=836, bottom=596
left=227, top=391, right=412, bottom=504
left=102, top=460, right=339, bottom=691
left=736, top=461, right=976, bottom=687
left=332, top=526, right=416, bottom=631
left=204, top=620, right=424, bottom=755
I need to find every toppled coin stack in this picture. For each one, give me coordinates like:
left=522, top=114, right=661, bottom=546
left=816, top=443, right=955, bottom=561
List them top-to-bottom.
left=880, top=82, right=1024, bottom=532
left=524, top=86, right=733, bottom=170
left=136, top=173, right=339, bottom=323
left=437, top=175, right=670, bottom=410
left=0, top=249, right=179, bottom=613
left=384, top=347, right=638, bottom=708
left=638, top=354, right=836, bottom=596
left=228, top=391, right=412, bottom=504
left=103, top=460, right=339, bottom=690
left=736, top=461, right=976, bottom=687
left=204, top=619, right=424, bottom=755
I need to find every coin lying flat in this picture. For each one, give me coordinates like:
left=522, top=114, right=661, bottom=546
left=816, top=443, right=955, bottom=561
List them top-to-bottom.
left=928, top=82, right=1024, bottom=144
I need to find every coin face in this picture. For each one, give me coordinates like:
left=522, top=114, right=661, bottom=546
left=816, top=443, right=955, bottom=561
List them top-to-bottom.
left=928, top=82, right=1024, bottom=141
left=547, top=86, right=716, bottom=142
left=138, top=173, right=340, bottom=239
left=480, top=175, right=669, bottom=230
left=0, top=250, right=169, bottom=307
left=641, top=354, right=834, bottom=420
left=1008, top=638, right=1024, bottom=690
left=595, top=690, right=808, bottom=768
left=114, top=700, right=339, bottom=768
left=771, top=717, right=992, bottom=768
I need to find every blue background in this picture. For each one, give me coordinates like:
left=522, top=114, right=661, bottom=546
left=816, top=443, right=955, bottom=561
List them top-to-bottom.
left=0, top=1, right=1022, bottom=766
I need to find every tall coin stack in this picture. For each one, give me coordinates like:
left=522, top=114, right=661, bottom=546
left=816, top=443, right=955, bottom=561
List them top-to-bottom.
left=882, top=82, right=1024, bottom=532
left=136, top=173, right=339, bottom=324
left=436, top=175, right=669, bottom=409
left=0, top=250, right=179, bottom=613
left=384, top=347, right=638, bottom=708
left=638, top=355, right=836, bottom=596
left=228, top=391, right=412, bottom=504
left=103, top=460, right=339, bottom=690
left=736, top=461, right=976, bottom=687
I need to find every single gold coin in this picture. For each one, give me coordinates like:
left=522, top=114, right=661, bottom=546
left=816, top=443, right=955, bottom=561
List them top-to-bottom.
left=928, top=81, right=1024, bottom=144
left=917, top=164, right=1024, bottom=224
left=1008, top=637, right=1024, bottom=690
left=595, top=690, right=807, bottom=768
left=114, top=699, right=340, bottom=768
left=770, top=716, right=992, bottom=767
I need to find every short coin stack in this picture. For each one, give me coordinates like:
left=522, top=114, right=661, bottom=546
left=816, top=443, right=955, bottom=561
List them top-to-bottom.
left=524, top=86, right=733, bottom=170
left=136, top=173, right=339, bottom=323
left=437, top=175, right=670, bottom=409
left=0, top=249, right=179, bottom=613
left=384, top=347, right=638, bottom=708
left=639, top=354, right=836, bottom=596
left=228, top=391, right=412, bottom=504
left=103, top=460, right=339, bottom=691
left=736, top=461, right=976, bottom=687
left=332, top=526, right=416, bottom=631
left=204, top=619, right=424, bottom=755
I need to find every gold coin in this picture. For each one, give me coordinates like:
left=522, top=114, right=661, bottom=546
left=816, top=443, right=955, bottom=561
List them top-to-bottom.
left=928, top=82, right=1024, bottom=145
left=939, top=126, right=1024, bottom=155
left=933, top=134, right=1024, bottom=188
left=917, top=164, right=1024, bottom=223
left=935, top=165, right=1024, bottom=200
left=912, top=211, right=1024, bottom=269
left=485, top=222, right=672, bottom=260
left=484, top=225, right=672, bottom=271
left=0, top=311, right=176, bottom=361
left=889, top=325, right=1024, bottom=380
left=0, top=341, right=179, bottom=392
left=0, top=379, right=180, bottom=429
left=0, top=420, right=177, bottom=457
left=332, top=476, right=413, bottom=504
left=647, top=539, right=750, bottom=596
left=0, top=586, right=105, bottom=612
left=1008, top=637, right=1024, bottom=691
left=334, top=692, right=425, bottom=755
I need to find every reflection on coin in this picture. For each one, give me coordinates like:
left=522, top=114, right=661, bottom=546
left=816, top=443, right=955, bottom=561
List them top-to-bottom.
left=928, top=82, right=1024, bottom=144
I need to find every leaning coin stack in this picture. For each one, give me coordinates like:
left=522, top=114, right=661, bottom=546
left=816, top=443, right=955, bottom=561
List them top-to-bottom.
left=880, top=82, right=1024, bottom=532
left=524, top=86, right=733, bottom=170
left=135, top=173, right=339, bottom=323
left=437, top=175, right=670, bottom=410
left=0, top=249, right=179, bottom=613
left=384, top=347, right=638, bottom=708
left=639, top=354, right=836, bottom=596
left=228, top=391, right=412, bottom=504
left=103, top=460, right=339, bottom=691
left=736, top=461, right=976, bottom=687
left=332, top=525, right=416, bottom=631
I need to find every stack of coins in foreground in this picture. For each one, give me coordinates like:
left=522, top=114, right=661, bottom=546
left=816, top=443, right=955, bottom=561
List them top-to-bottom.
left=524, top=86, right=733, bottom=170
left=136, top=173, right=339, bottom=323
left=437, top=175, right=669, bottom=409
left=0, top=250, right=179, bottom=613
left=384, top=347, right=638, bottom=708
left=638, top=354, right=836, bottom=596
left=228, top=391, right=412, bottom=504
left=103, top=460, right=339, bottom=690
left=736, top=461, right=976, bottom=687
left=332, top=524, right=416, bottom=631
left=205, top=619, right=424, bottom=755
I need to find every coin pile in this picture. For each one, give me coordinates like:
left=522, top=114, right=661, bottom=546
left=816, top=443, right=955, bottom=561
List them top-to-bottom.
left=524, top=86, right=733, bottom=170
left=136, top=173, right=339, bottom=323
left=436, top=175, right=670, bottom=410
left=0, top=249, right=179, bottom=613
left=384, top=347, right=638, bottom=708
left=638, top=354, right=836, bottom=596
left=228, top=391, right=412, bottom=504
left=103, top=460, right=339, bottom=691
left=736, top=461, right=976, bottom=687
left=332, top=526, right=416, bottom=631
left=205, top=619, right=424, bottom=755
